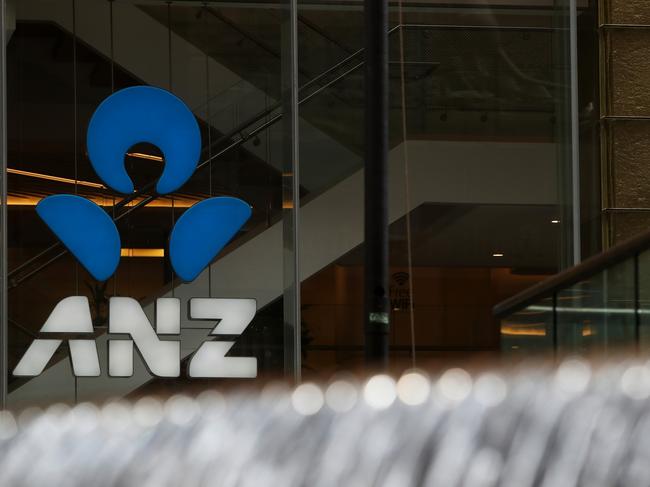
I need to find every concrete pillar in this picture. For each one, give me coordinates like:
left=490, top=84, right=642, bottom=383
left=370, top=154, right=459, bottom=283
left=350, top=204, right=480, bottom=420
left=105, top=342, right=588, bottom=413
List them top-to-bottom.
left=601, top=0, right=650, bottom=243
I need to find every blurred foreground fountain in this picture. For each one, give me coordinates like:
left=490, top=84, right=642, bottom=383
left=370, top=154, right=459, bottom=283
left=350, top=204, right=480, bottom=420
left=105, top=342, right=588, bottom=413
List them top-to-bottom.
left=2, top=359, right=650, bottom=486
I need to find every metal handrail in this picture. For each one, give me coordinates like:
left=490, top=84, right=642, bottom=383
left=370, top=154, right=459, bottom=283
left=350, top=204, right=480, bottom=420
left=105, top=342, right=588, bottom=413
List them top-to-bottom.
left=188, top=8, right=360, bottom=117
left=493, top=226, right=650, bottom=319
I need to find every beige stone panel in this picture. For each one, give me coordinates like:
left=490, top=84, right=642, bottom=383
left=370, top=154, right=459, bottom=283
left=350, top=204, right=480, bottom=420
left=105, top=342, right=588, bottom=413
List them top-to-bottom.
left=607, top=0, right=650, bottom=25
left=608, top=30, right=650, bottom=116
left=609, top=122, right=650, bottom=208
left=610, top=211, right=650, bottom=244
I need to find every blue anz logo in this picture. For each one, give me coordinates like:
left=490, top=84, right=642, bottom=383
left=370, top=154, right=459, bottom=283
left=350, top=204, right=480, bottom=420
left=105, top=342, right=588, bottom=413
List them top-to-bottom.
left=36, top=85, right=252, bottom=282
left=14, top=87, right=258, bottom=380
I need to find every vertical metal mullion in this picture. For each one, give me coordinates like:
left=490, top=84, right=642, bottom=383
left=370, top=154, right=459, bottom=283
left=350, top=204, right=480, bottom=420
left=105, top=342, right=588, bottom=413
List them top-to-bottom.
left=0, top=0, right=7, bottom=409
left=71, top=0, right=79, bottom=404
left=109, top=0, right=117, bottom=299
left=282, top=0, right=300, bottom=383
left=569, top=0, right=581, bottom=265
left=166, top=2, right=176, bottom=298
left=167, top=2, right=172, bottom=92
left=204, top=12, right=213, bottom=298
left=635, top=253, right=641, bottom=353
left=603, top=268, right=609, bottom=352
left=552, top=292, right=558, bottom=358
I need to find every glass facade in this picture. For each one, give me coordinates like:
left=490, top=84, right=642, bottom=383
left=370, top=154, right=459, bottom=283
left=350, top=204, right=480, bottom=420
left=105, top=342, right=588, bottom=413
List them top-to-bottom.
left=0, top=0, right=595, bottom=406
left=296, top=0, right=597, bottom=373
left=499, top=252, right=646, bottom=356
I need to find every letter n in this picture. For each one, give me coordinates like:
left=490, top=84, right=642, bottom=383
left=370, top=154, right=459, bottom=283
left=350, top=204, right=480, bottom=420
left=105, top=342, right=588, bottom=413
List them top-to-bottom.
left=108, top=297, right=180, bottom=377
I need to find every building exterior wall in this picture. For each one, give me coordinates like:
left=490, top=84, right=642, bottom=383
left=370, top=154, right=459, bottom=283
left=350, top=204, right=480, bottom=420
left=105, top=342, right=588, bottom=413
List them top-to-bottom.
left=1, top=0, right=585, bottom=405
left=601, top=0, right=650, bottom=243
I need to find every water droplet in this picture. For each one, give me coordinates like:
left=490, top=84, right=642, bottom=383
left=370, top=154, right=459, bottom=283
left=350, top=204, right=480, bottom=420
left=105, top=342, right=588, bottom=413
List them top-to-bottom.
left=438, top=368, right=472, bottom=402
left=397, top=371, right=430, bottom=406
left=364, top=375, right=397, bottom=409
left=325, top=380, right=358, bottom=412
left=292, top=383, right=324, bottom=416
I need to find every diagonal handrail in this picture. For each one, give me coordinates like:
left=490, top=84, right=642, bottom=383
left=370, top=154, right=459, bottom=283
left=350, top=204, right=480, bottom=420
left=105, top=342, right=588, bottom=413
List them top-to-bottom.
left=493, top=227, right=650, bottom=319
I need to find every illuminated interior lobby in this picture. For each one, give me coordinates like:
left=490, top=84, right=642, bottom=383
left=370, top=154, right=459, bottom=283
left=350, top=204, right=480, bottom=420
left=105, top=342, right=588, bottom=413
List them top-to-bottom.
left=4, top=0, right=648, bottom=409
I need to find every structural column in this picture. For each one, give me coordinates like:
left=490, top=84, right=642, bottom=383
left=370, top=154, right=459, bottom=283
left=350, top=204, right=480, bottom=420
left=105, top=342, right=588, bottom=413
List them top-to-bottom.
left=281, top=0, right=301, bottom=382
left=364, top=0, right=389, bottom=367
left=601, top=0, right=650, bottom=244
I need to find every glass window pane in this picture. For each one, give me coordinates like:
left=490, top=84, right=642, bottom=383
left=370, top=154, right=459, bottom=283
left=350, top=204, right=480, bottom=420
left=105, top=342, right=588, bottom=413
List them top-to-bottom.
left=8, top=0, right=290, bottom=405
left=297, top=0, right=583, bottom=374
left=637, top=250, right=650, bottom=350
left=556, top=260, right=636, bottom=355
left=500, top=296, right=555, bottom=355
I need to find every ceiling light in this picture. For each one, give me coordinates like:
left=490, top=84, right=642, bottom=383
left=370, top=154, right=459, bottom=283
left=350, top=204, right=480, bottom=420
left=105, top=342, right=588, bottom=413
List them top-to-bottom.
left=551, top=220, right=560, bottom=224
left=120, top=248, right=165, bottom=258
left=492, top=253, right=504, bottom=257
left=500, top=325, right=546, bottom=337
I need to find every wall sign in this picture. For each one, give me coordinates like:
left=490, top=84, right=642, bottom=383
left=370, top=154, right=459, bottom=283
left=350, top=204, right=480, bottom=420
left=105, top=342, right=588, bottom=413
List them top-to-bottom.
left=15, top=87, right=258, bottom=379
left=390, top=272, right=411, bottom=311
left=14, top=296, right=257, bottom=378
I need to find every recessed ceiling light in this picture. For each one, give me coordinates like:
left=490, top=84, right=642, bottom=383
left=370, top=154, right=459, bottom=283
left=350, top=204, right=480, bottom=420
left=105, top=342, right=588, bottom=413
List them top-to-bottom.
left=551, top=219, right=560, bottom=224
left=493, top=253, right=504, bottom=257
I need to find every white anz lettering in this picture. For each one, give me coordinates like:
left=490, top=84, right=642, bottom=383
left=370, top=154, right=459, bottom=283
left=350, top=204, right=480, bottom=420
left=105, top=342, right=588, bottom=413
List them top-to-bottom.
left=12, top=296, right=257, bottom=379
left=13, top=296, right=100, bottom=377
left=108, top=297, right=181, bottom=377
left=188, top=298, right=257, bottom=378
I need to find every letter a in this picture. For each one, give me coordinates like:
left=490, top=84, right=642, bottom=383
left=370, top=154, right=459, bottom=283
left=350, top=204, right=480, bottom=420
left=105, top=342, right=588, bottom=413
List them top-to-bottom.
left=13, top=296, right=99, bottom=377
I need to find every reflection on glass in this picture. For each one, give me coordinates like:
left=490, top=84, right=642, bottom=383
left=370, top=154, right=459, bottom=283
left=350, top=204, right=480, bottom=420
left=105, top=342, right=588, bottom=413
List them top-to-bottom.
left=5, top=0, right=599, bottom=404
left=7, top=0, right=289, bottom=405
left=296, top=0, right=585, bottom=372
left=637, top=250, right=650, bottom=350
left=556, top=260, right=635, bottom=355
left=500, top=296, right=554, bottom=355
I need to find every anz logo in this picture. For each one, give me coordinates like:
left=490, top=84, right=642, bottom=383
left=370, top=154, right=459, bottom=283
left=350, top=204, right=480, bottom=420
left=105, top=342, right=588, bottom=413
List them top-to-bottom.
left=13, top=86, right=257, bottom=379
